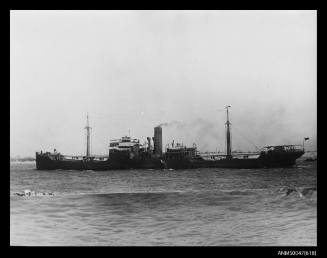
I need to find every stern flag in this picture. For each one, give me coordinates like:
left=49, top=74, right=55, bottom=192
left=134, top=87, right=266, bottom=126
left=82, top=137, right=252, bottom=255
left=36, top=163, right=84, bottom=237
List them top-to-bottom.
left=304, top=137, right=309, bottom=141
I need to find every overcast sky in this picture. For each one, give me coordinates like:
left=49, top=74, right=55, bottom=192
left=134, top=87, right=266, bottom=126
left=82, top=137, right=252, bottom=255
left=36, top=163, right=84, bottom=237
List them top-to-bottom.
left=10, top=10, right=317, bottom=157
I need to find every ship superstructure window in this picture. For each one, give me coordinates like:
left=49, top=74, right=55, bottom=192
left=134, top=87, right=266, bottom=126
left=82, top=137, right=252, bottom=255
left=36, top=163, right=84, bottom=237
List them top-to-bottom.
left=121, top=136, right=131, bottom=143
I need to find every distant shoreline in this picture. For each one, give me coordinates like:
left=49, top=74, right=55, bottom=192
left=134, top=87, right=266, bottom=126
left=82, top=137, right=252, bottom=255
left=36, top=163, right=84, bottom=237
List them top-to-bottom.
left=10, top=159, right=35, bottom=163
left=10, top=160, right=35, bottom=162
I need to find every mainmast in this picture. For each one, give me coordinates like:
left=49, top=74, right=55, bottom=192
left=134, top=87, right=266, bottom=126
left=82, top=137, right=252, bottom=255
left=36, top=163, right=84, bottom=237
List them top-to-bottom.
left=225, top=105, right=232, bottom=159
left=85, top=113, right=91, bottom=158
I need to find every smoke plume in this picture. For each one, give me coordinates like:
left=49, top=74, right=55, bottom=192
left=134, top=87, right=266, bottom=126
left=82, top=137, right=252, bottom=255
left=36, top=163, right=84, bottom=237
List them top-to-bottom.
left=159, top=118, right=225, bottom=152
left=158, top=120, right=186, bottom=128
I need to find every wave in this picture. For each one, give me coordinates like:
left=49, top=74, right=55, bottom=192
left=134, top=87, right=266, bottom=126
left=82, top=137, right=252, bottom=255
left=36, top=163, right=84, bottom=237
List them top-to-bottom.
left=10, top=187, right=316, bottom=199
left=276, top=187, right=317, bottom=198
left=11, top=190, right=55, bottom=197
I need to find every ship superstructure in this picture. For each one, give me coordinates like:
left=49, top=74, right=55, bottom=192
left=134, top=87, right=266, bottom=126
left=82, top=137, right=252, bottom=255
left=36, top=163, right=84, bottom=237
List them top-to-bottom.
left=109, top=137, right=143, bottom=157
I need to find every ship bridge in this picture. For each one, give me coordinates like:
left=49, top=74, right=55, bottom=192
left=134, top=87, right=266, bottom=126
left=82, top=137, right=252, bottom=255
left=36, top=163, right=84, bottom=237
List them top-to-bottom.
left=109, top=136, right=145, bottom=152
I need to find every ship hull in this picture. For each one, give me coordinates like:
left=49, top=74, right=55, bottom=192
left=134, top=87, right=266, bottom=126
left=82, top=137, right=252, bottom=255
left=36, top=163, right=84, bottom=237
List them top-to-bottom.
left=36, top=150, right=304, bottom=171
left=165, top=151, right=304, bottom=169
left=35, top=153, right=164, bottom=171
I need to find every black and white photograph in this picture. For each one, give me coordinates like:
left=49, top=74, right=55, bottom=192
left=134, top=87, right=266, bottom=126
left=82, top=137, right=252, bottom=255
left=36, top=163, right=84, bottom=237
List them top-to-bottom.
left=10, top=10, right=317, bottom=247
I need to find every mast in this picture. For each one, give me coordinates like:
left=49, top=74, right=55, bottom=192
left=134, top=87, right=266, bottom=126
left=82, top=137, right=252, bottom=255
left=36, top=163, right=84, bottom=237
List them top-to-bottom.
left=225, top=105, right=232, bottom=159
left=85, top=113, right=91, bottom=158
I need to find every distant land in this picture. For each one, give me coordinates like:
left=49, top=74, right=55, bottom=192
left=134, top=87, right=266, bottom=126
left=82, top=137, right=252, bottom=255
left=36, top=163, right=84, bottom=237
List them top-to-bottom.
left=10, top=156, right=35, bottom=162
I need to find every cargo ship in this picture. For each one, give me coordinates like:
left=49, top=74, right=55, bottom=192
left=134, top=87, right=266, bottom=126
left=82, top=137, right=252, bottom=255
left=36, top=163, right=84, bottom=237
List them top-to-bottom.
left=36, top=107, right=305, bottom=170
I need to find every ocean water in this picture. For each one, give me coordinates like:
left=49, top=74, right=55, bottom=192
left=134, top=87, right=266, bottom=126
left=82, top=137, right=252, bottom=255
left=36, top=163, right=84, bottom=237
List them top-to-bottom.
left=10, top=161, right=317, bottom=246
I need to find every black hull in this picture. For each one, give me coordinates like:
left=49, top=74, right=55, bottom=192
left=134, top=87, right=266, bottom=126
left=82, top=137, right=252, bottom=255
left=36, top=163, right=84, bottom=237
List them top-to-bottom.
left=36, top=150, right=304, bottom=171
left=165, top=151, right=304, bottom=169
left=35, top=153, right=165, bottom=171
left=165, top=158, right=264, bottom=169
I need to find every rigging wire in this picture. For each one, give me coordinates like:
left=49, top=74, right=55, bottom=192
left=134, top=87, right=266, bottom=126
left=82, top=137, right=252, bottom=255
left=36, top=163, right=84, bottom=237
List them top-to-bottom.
left=232, top=126, right=260, bottom=151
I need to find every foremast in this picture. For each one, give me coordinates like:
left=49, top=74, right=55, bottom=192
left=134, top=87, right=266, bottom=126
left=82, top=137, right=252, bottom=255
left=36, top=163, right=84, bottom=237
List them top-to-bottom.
left=225, top=105, right=232, bottom=159
left=85, top=113, right=91, bottom=158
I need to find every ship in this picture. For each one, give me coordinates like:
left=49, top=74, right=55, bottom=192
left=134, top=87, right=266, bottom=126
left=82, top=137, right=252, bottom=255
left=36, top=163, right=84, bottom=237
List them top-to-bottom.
left=36, top=107, right=305, bottom=170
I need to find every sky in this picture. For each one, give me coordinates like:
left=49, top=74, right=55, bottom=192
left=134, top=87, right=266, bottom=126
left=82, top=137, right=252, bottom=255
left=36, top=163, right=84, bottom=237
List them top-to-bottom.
left=10, top=10, right=317, bottom=157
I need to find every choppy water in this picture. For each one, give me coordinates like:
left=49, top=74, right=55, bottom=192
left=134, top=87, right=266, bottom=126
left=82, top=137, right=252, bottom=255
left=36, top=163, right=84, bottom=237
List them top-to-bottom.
left=10, top=161, right=317, bottom=246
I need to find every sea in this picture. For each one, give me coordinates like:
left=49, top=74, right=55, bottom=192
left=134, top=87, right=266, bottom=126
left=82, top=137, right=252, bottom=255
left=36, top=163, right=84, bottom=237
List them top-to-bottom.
left=10, top=160, right=317, bottom=246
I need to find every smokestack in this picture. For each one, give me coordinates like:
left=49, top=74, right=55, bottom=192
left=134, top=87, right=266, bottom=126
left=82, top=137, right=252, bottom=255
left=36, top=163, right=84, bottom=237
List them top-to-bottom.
left=154, top=126, right=163, bottom=156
